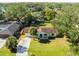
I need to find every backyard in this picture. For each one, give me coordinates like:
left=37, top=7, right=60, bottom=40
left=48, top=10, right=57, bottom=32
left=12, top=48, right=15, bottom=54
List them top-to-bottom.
left=39, top=23, right=54, bottom=28
left=28, top=37, right=78, bottom=56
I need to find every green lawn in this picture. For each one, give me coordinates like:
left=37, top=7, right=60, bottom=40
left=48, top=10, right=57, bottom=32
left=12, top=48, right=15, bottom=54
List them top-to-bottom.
left=39, top=23, right=54, bottom=28
left=29, top=38, right=76, bottom=56
left=0, top=46, right=16, bottom=56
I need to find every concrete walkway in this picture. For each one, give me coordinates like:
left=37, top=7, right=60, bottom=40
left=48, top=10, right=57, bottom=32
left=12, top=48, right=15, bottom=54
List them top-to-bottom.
left=16, top=33, right=31, bottom=56
left=0, top=38, right=7, bottom=48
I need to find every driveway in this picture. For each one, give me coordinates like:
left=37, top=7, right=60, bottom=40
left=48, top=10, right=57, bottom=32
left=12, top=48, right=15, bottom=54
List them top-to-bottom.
left=16, top=33, right=31, bottom=56
left=0, top=38, right=7, bottom=48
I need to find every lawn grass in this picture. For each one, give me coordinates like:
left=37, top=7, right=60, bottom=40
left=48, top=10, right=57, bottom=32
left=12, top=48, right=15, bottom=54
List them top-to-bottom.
left=39, top=23, right=54, bottom=28
left=28, top=37, right=75, bottom=56
left=0, top=46, right=16, bottom=56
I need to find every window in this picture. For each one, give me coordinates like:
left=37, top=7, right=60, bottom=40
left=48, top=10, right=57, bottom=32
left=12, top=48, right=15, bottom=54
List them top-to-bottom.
left=52, top=33, right=54, bottom=36
left=40, top=34, right=42, bottom=38
left=44, top=34, right=47, bottom=36
left=44, top=34, right=48, bottom=39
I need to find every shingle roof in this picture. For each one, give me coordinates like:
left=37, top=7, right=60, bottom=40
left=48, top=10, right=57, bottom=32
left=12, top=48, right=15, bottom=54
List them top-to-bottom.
left=0, top=21, right=20, bottom=35
left=37, top=28, right=54, bottom=33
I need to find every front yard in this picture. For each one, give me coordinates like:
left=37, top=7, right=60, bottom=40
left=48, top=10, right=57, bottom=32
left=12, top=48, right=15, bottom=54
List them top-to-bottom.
left=28, top=37, right=75, bottom=56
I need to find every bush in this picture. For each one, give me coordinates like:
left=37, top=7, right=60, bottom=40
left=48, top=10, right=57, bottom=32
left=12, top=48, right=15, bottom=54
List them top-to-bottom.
left=30, top=27, right=37, bottom=35
left=14, top=32, right=20, bottom=39
left=6, top=36, right=17, bottom=53
left=71, top=46, right=79, bottom=53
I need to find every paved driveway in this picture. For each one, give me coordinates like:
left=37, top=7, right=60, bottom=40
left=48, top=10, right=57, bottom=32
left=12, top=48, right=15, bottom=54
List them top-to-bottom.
left=16, top=33, right=31, bottom=56
left=0, top=38, right=7, bottom=48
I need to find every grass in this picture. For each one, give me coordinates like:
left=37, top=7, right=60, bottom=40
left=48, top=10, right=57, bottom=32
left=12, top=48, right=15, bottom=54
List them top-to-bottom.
left=39, top=23, right=54, bottom=28
left=28, top=37, right=75, bottom=56
left=0, top=46, right=16, bottom=56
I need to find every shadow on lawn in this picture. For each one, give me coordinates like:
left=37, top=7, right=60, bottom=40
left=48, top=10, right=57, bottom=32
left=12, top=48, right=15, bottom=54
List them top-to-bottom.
left=38, top=37, right=55, bottom=44
left=39, top=39, right=50, bottom=44
left=10, top=48, right=17, bottom=53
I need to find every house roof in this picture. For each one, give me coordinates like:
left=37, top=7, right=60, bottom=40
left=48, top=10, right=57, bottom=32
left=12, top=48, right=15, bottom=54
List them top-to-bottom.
left=0, top=21, right=20, bottom=35
left=37, top=28, right=54, bottom=33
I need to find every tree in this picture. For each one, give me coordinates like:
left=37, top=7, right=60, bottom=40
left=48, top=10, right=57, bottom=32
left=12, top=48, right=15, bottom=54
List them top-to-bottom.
left=4, top=4, right=27, bottom=22
left=0, top=7, right=6, bottom=20
left=43, top=7, right=56, bottom=21
left=25, top=13, right=37, bottom=25
left=53, top=13, right=79, bottom=53
left=30, top=27, right=37, bottom=35
left=6, top=36, right=17, bottom=53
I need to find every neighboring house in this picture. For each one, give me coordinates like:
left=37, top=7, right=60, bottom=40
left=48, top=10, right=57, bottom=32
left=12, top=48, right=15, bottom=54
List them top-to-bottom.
left=0, top=21, right=20, bottom=38
left=37, top=28, right=58, bottom=40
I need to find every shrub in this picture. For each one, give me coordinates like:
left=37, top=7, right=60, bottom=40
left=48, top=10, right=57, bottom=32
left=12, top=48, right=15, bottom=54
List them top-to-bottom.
left=30, top=27, right=37, bottom=35
left=6, top=36, right=17, bottom=53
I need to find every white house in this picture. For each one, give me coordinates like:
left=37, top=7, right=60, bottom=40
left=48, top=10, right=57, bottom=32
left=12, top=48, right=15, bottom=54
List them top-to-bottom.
left=37, top=28, right=58, bottom=40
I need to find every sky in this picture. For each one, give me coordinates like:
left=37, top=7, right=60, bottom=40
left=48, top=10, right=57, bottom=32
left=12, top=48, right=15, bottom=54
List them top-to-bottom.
left=0, top=0, right=79, bottom=3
